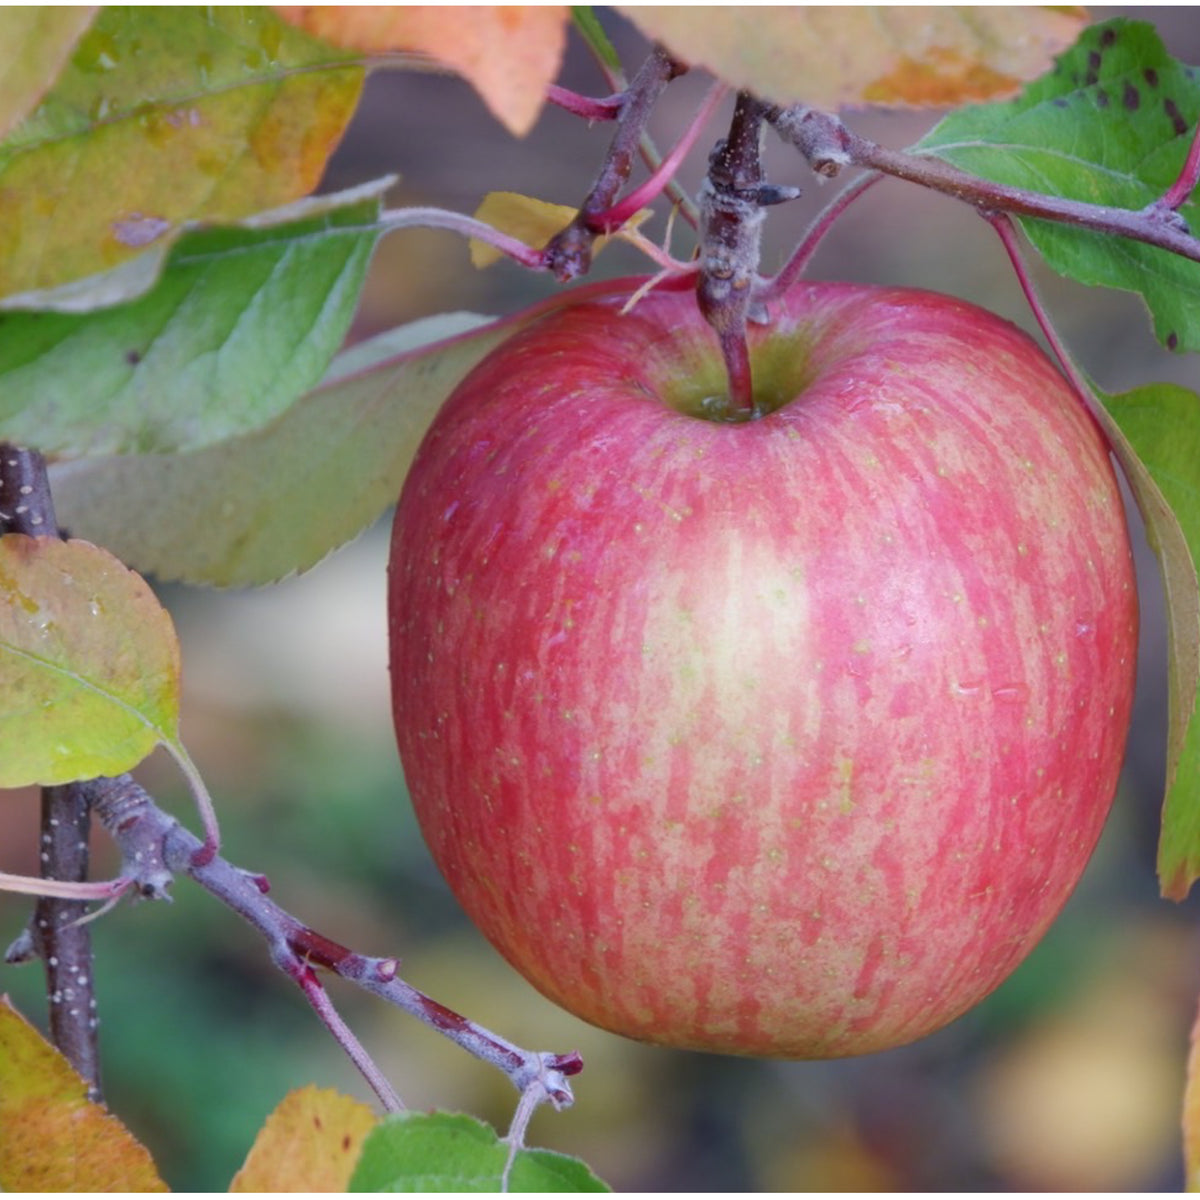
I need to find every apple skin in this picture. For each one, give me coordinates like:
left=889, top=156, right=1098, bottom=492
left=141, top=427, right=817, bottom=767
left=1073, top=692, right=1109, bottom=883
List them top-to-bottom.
left=388, top=281, right=1137, bottom=1058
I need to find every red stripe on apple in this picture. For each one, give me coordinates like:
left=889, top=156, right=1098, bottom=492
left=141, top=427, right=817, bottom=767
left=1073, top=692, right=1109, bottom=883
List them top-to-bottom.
left=388, top=280, right=1137, bottom=1058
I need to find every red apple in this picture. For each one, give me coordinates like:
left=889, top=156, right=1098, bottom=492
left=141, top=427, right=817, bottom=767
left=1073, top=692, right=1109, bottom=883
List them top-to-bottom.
left=387, top=281, right=1137, bottom=1058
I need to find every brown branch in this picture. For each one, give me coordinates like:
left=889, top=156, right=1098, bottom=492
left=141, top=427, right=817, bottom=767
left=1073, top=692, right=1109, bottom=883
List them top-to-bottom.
left=543, top=45, right=686, bottom=281
left=770, top=106, right=1200, bottom=266
left=0, top=445, right=102, bottom=1101
left=85, top=775, right=582, bottom=1114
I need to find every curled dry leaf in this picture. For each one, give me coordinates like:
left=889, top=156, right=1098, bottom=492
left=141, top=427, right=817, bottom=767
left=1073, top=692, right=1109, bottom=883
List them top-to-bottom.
left=273, top=6, right=569, bottom=136
left=620, top=6, right=1088, bottom=110
left=470, top=191, right=654, bottom=268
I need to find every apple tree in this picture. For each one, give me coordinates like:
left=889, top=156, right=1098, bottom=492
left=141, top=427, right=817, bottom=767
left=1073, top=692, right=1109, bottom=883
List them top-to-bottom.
left=1, top=6, right=1199, bottom=1191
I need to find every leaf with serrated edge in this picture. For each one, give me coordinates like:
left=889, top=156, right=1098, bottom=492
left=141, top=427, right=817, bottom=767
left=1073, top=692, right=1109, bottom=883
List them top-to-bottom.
left=273, top=6, right=568, bottom=136
left=0, top=7, right=363, bottom=299
left=621, top=7, right=1086, bottom=111
left=0, top=8, right=96, bottom=141
left=919, top=19, right=1200, bottom=352
left=0, top=180, right=392, bottom=457
left=49, top=277, right=655, bottom=588
left=1097, top=383, right=1200, bottom=899
left=0, top=535, right=180, bottom=786
left=0, top=996, right=167, bottom=1191
left=230, top=1086, right=377, bottom=1192
left=349, top=1111, right=610, bottom=1192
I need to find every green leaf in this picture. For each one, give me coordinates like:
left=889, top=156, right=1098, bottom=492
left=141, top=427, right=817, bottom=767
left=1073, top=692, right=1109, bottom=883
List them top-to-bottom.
left=0, top=6, right=363, bottom=299
left=0, top=8, right=97, bottom=141
left=570, top=8, right=621, bottom=73
left=917, top=18, right=1200, bottom=352
left=0, top=179, right=391, bottom=456
left=48, top=311, right=509, bottom=586
left=1095, top=382, right=1200, bottom=899
left=0, top=535, right=180, bottom=786
left=348, top=1112, right=610, bottom=1193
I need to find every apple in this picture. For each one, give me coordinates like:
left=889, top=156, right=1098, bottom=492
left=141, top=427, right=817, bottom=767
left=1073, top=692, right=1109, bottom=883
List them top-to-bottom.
left=387, top=281, right=1137, bottom=1058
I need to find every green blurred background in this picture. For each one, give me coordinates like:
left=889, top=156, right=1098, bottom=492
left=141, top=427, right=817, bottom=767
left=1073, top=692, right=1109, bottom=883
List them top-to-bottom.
left=3, top=7, right=1200, bottom=1191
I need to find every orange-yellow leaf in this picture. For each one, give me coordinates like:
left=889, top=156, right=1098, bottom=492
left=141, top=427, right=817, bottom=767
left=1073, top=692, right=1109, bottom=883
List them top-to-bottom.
left=274, top=6, right=568, bottom=135
left=620, top=7, right=1089, bottom=110
left=470, top=191, right=653, bottom=267
left=0, top=995, right=167, bottom=1191
left=230, top=1085, right=378, bottom=1192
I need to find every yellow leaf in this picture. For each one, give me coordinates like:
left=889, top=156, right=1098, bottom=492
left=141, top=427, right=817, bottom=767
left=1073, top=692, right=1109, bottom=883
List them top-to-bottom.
left=274, top=6, right=568, bottom=136
left=620, top=7, right=1089, bottom=110
left=470, top=191, right=576, bottom=267
left=471, top=191, right=654, bottom=268
left=0, top=995, right=167, bottom=1191
left=230, top=1085, right=378, bottom=1192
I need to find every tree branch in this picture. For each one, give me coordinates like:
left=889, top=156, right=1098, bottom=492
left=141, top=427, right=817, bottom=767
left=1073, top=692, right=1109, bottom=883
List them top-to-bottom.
left=544, top=45, right=687, bottom=281
left=593, top=81, right=727, bottom=233
left=770, top=106, right=1200, bottom=266
left=0, top=445, right=102, bottom=1102
left=84, top=775, right=582, bottom=1115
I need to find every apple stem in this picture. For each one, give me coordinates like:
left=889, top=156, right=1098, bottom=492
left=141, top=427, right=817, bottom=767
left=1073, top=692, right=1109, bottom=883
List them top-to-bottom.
left=543, top=45, right=687, bottom=281
left=697, top=92, right=800, bottom=416
left=769, top=105, right=1200, bottom=268
left=0, top=444, right=104, bottom=1102
left=76, top=773, right=582, bottom=1121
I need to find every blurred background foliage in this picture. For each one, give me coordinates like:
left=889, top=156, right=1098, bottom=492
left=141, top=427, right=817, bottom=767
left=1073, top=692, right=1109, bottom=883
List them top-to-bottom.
left=3, top=6, right=1200, bottom=1191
